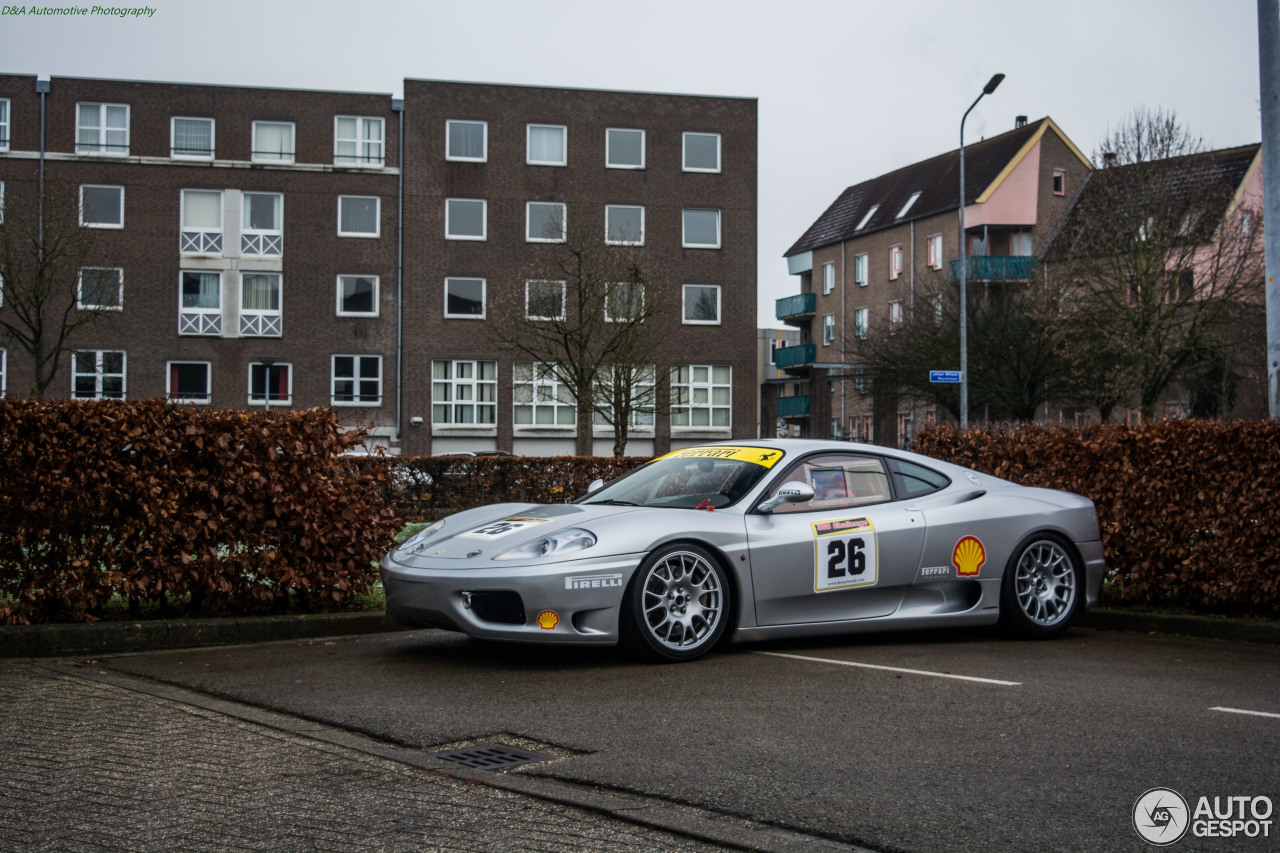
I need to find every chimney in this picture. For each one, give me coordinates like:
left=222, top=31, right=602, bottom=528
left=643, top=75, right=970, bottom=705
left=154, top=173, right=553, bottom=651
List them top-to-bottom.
left=1015, top=115, right=1028, bottom=128
left=1103, top=152, right=1117, bottom=168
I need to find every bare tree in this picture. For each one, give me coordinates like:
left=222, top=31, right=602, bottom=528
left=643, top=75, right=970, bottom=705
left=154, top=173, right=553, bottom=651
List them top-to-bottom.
left=1094, top=105, right=1206, bottom=165
left=0, top=180, right=116, bottom=398
left=487, top=214, right=676, bottom=455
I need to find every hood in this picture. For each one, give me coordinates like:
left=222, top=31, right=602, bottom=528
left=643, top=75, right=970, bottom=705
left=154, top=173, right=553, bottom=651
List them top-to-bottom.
left=392, top=502, right=643, bottom=562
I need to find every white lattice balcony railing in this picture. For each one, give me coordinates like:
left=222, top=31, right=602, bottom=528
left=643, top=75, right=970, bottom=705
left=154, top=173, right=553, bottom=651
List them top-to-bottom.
left=181, top=230, right=223, bottom=254
left=241, top=233, right=283, bottom=256
left=179, top=311, right=222, bottom=335
left=240, top=313, right=282, bottom=337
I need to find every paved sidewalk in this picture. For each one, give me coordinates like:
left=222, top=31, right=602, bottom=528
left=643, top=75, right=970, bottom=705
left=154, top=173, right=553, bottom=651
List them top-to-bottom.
left=0, top=661, right=735, bottom=853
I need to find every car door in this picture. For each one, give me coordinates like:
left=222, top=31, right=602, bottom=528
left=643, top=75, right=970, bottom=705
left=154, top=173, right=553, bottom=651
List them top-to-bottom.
left=745, top=452, right=925, bottom=626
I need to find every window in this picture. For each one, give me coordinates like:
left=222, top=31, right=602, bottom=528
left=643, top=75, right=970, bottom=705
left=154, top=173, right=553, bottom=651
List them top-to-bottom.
left=0, top=98, right=8, bottom=151
left=76, top=102, right=129, bottom=155
left=334, top=116, right=384, bottom=167
left=171, top=117, right=214, bottom=159
left=446, top=120, right=486, bottom=161
left=252, top=121, right=295, bottom=164
left=528, top=124, right=566, bottom=166
left=606, top=128, right=645, bottom=169
left=683, top=132, right=721, bottom=172
left=1053, top=169, right=1066, bottom=196
left=0, top=181, right=4, bottom=223
left=80, top=185, right=124, bottom=229
left=180, top=189, right=223, bottom=254
left=896, top=191, right=921, bottom=220
left=242, top=193, right=283, bottom=256
left=338, top=195, right=380, bottom=237
left=445, top=198, right=486, bottom=240
left=526, top=201, right=566, bottom=242
left=606, top=205, right=644, bottom=245
left=855, top=205, right=880, bottom=231
left=682, top=208, right=721, bottom=248
left=1243, top=212, right=1253, bottom=235
left=1010, top=229, right=1032, bottom=257
left=927, top=234, right=943, bottom=270
left=889, top=245, right=903, bottom=280
left=854, top=253, right=868, bottom=287
left=822, top=261, right=834, bottom=295
left=78, top=268, right=122, bottom=310
left=179, top=271, right=222, bottom=335
left=240, top=273, right=282, bottom=336
left=337, top=275, right=379, bottom=316
left=444, top=277, right=485, bottom=318
left=525, top=280, right=565, bottom=320
left=605, top=282, right=644, bottom=323
left=682, top=284, right=721, bottom=325
left=932, top=294, right=943, bottom=325
left=889, top=301, right=903, bottom=333
left=854, top=307, right=869, bottom=340
left=822, top=313, right=835, bottom=346
left=0, top=348, right=5, bottom=397
left=72, top=350, right=126, bottom=399
left=331, top=355, right=382, bottom=406
left=432, top=360, right=497, bottom=425
left=167, top=361, right=211, bottom=404
left=249, top=362, right=292, bottom=407
left=514, top=362, right=576, bottom=426
left=594, top=364, right=656, bottom=428
left=670, top=365, right=731, bottom=429
left=761, top=454, right=891, bottom=514
left=889, top=458, right=950, bottom=499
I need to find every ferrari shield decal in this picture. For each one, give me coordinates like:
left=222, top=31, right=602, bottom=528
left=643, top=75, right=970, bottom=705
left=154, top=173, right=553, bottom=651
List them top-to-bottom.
left=656, top=446, right=785, bottom=469
left=457, top=517, right=552, bottom=540
left=812, top=517, right=879, bottom=592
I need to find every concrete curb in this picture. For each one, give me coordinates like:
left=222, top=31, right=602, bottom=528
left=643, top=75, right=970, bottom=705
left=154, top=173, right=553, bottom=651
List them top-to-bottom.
left=2, top=606, right=1276, bottom=658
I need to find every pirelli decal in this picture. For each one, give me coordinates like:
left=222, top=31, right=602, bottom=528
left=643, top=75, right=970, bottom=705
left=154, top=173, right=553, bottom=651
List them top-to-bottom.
left=812, top=517, right=879, bottom=592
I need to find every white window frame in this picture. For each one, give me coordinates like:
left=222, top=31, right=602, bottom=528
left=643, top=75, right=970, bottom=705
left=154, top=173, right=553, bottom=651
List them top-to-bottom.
left=0, top=98, right=9, bottom=152
left=76, top=102, right=129, bottom=156
left=334, top=115, right=385, bottom=167
left=170, top=116, right=214, bottom=160
left=446, top=119, right=487, bottom=162
left=252, top=121, right=295, bottom=164
left=527, top=123, right=567, bottom=166
left=606, top=128, right=645, bottom=169
left=682, top=132, right=721, bottom=173
left=80, top=185, right=124, bottom=229
left=180, top=189, right=224, bottom=254
left=896, top=191, right=922, bottom=220
left=241, top=192, right=283, bottom=256
left=338, top=195, right=380, bottom=238
left=445, top=198, right=487, bottom=241
left=526, top=201, right=566, bottom=243
left=605, top=204, right=644, bottom=245
left=855, top=204, right=880, bottom=231
left=682, top=208, right=722, bottom=249
left=927, top=234, right=943, bottom=270
left=890, top=245, right=904, bottom=280
left=854, top=253, right=869, bottom=287
left=822, top=262, right=834, bottom=295
left=77, top=267, right=123, bottom=311
left=179, top=270, right=223, bottom=336
left=239, top=272, right=282, bottom=337
left=336, top=275, right=379, bottom=317
left=443, top=277, right=487, bottom=319
left=525, top=280, right=566, bottom=321
left=605, top=282, right=645, bottom=323
left=682, top=284, right=721, bottom=325
left=889, top=300, right=904, bottom=333
left=855, top=307, right=869, bottom=340
left=822, top=313, right=836, bottom=346
left=0, top=348, right=5, bottom=398
left=72, top=350, right=126, bottom=400
left=331, top=354, right=383, bottom=407
left=432, top=359, right=498, bottom=426
left=167, top=361, right=212, bottom=405
left=249, top=361, right=293, bottom=408
left=513, top=362, right=577, bottom=428
left=593, top=364, right=656, bottom=429
left=670, top=364, right=732, bottom=430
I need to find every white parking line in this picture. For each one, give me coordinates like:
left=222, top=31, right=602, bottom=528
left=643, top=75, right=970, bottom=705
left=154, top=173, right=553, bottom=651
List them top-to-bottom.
left=754, top=651, right=1021, bottom=686
left=1210, top=707, right=1280, bottom=719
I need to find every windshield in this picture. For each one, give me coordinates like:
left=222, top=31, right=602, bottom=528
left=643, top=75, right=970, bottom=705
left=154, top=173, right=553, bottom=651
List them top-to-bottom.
left=579, top=446, right=784, bottom=509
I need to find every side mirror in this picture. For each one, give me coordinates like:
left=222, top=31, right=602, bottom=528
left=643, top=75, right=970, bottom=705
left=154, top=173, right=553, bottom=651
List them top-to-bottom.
left=586, top=478, right=605, bottom=494
left=757, top=481, right=815, bottom=514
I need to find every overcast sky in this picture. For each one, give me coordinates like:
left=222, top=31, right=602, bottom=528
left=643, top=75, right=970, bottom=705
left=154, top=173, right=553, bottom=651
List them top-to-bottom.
left=1, top=0, right=1263, bottom=325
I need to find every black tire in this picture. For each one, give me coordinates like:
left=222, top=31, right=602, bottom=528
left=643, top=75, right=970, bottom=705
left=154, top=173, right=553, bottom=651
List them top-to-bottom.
left=999, top=534, right=1081, bottom=639
left=620, top=543, right=730, bottom=662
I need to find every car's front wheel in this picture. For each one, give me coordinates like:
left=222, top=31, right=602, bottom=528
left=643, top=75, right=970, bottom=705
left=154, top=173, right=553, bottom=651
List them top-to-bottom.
left=1000, top=534, right=1080, bottom=639
left=620, top=543, right=730, bottom=662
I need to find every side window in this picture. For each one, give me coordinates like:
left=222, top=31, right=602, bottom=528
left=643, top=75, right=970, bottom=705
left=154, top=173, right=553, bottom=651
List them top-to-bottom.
left=762, top=454, right=892, bottom=514
left=888, top=459, right=950, bottom=499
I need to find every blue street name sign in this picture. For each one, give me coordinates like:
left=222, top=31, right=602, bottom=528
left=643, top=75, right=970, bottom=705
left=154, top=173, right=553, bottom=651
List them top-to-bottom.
left=929, top=370, right=963, bottom=384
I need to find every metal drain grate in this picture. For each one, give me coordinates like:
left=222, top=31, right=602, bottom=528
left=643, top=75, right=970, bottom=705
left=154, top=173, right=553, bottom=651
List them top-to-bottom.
left=428, top=744, right=552, bottom=770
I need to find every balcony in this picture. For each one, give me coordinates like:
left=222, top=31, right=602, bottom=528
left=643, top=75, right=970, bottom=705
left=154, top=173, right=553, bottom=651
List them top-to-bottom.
left=948, top=256, right=1037, bottom=284
left=775, top=292, right=816, bottom=325
left=773, top=344, right=815, bottom=371
left=777, top=395, right=810, bottom=417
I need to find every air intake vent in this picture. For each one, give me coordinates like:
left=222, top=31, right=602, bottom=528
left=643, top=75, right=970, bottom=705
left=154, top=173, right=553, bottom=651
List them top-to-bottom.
left=468, top=590, right=525, bottom=624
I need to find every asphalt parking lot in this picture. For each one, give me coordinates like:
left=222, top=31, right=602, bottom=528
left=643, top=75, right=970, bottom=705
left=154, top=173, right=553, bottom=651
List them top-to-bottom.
left=6, top=624, right=1275, bottom=852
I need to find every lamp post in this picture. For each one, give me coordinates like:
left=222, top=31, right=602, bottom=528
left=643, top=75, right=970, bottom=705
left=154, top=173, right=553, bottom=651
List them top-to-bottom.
left=959, top=73, right=1004, bottom=429
left=258, top=355, right=278, bottom=414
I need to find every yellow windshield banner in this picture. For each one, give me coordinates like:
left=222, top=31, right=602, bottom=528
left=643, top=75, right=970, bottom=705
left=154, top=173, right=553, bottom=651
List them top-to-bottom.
left=658, top=446, right=786, bottom=469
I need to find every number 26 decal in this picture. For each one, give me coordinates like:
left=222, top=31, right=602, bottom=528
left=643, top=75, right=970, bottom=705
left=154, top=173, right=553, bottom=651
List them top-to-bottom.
left=811, top=517, right=878, bottom=592
left=826, top=537, right=867, bottom=579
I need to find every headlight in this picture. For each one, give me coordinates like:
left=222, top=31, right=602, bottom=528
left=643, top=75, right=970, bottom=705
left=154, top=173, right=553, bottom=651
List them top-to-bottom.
left=395, top=519, right=446, bottom=553
left=492, top=528, right=597, bottom=560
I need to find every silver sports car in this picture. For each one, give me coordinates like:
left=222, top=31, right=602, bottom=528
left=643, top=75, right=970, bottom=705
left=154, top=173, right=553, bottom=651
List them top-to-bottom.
left=381, top=439, right=1105, bottom=662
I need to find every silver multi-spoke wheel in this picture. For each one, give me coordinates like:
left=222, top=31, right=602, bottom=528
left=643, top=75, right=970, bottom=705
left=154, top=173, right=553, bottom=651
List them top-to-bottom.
left=1001, top=536, right=1080, bottom=638
left=622, top=545, right=729, bottom=661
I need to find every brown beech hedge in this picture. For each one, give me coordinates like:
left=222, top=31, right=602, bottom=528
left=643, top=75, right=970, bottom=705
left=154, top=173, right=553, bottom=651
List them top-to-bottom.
left=0, top=399, right=400, bottom=625
left=913, top=420, right=1280, bottom=616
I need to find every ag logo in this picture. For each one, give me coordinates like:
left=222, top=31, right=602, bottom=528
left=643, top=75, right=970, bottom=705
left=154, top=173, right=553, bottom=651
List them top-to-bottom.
left=1133, top=787, right=1189, bottom=846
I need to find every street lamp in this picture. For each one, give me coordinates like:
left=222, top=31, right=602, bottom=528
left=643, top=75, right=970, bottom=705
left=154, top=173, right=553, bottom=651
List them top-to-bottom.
left=959, top=73, right=1004, bottom=429
left=258, top=355, right=278, bottom=413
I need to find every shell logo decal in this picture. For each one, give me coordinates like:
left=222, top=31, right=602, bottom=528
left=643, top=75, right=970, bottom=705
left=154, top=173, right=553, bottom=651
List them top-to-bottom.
left=952, top=536, right=987, bottom=577
left=537, top=610, right=560, bottom=630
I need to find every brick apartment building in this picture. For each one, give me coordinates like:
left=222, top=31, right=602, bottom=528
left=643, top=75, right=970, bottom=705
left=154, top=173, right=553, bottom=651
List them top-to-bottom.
left=0, top=74, right=757, bottom=457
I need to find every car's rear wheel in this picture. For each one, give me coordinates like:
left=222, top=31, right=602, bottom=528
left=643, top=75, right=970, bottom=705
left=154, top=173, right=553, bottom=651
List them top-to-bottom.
left=1000, top=534, right=1080, bottom=639
left=620, top=544, right=730, bottom=662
